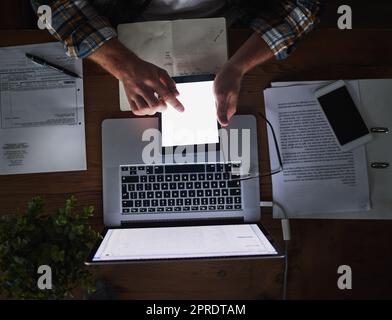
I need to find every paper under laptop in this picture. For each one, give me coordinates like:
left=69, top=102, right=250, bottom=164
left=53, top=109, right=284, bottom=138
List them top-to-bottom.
left=117, top=18, right=227, bottom=111
left=0, top=42, right=86, bottom=175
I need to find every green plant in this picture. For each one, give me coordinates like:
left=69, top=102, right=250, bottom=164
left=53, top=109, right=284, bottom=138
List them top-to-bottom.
left=0, top=196, right=100, bottom=299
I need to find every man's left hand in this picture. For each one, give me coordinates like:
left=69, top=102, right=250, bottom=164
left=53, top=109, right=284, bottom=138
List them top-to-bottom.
left=214, top=62, right=244, bottom=127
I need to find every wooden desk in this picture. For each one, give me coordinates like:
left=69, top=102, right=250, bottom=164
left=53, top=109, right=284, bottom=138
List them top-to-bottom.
left=1, top=28, right=392, bottom=299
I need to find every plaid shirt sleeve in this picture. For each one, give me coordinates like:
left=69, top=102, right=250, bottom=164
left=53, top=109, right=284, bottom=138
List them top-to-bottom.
left=31, top=0, right=117, bottom=58
left=248, top=0, right=323, bottom=60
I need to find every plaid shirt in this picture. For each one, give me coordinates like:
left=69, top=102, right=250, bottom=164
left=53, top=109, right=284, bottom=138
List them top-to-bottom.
left=31, top=0, right=323, bottom=60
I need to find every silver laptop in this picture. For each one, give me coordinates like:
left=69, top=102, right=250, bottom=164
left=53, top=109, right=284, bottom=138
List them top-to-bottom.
left=86, top=75, right=282, bottom=264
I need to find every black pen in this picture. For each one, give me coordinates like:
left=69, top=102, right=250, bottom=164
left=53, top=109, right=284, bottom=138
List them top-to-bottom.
left=25, top=53, right=82, bottom=79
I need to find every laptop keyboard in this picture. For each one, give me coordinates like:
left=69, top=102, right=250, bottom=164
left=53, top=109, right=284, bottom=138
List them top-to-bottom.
left=120, top=162, right=243, bottom=214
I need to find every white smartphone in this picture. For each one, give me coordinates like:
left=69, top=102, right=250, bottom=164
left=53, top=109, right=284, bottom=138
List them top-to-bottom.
left=314, top=80, right=372, bottom=152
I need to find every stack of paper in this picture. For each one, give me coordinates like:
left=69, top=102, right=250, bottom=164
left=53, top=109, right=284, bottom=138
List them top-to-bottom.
left=0, top=42, right=86, bottom=175
left=263, top=81, right=371, bottom=218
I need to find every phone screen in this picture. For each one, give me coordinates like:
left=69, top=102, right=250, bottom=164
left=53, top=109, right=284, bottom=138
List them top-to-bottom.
left=317, top=86, right=369, bottom=145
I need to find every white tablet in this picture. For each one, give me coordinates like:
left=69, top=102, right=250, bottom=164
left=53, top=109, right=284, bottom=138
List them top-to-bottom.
left=160, top=75, right=219, bottom=148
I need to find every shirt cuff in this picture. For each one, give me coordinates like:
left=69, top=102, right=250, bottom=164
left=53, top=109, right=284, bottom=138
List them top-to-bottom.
left=45, top=0, right=117, bottom=58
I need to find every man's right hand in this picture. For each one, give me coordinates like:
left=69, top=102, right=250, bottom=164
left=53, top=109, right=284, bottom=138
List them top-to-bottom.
left=88, top=39, right=184, bottom=115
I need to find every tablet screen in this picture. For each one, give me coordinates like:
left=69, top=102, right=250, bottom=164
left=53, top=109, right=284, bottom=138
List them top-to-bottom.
left=161, top=79, right=219, bottom=147
left=92, top=224, right=278, bottom=262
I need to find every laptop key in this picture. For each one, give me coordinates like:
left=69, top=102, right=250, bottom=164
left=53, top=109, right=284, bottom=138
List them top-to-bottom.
left=206, top=164, right=215, bottom=172
left=146, top=166, right=153, bottom=174
left=154, top=166, right=163, bottom=174
left=121, top=167, right=128, bottom=172
left=214, top=173, right=222, bottom=180
left=223, top=173, right=230, bottom=180
left=181, top=174, right=189, bottom=181
left=190, top=174, right=197, bottom=181
left=198, top=174, right=205, bottom=180
left=207, top=174, right=214, bottom=180
left=148, top=175, right=155, bottom=182
left=157, top=175, right=164, bottom=182
left=165, top=175, right=173, bottom=182
left=174, top=175, right=180, bottom=181
left=122, top=176, right=139, bottom=183
left=140, top=176, right=147, bottom=183
left=228, top=180, right=240, bottom=188
left=203, top=181, right=209, bottom=188
left=211, top=181, right=218, bottom=188
left=219, top=181, right=226, bottom=188
left=170, top=182, right=177, bottom=189
left=178, top=182, right=185, bottom=189
left=186, top=182, right=193, bottom=189
left=194, top=182, right=202, bottom=189
left=145, top=183, right=152, bottom=191
left=153, top=183, right=160, bottom=190
left=161, top=183, right=168, bottom=190
left=122, top=184, right=127, bottom=193
left=128, top=184, right=135, bottom=191
left=136, top=184, right=143, bottom=191
left=213, top=189, right=220, bottom=196
left=222, top=189, right=228, bottom=196
left=230, top=189, right=241, bottom=195
left=180, top=190, right=187, bottom=197
left=189, top=190, right=196, bottom=197
left=197, top=190, right=203, bottom=197
left=205, top=190, right=212, bottom=197
left=155, top=191, right=162, bottom=198
left=164, top=191, right=170, bottom=198
left=172, top=191, right=179, bottom=198
left=122, top=192, right=129, bottom=200
left=130, top=192, right=137, bottom=199
left=139, top=192, right=146, bottom=199
left=147, top=192, right=154, bottom=199
left=218, top=197, right=224, bottom=204
left=226, top=197, right=233, bottom=204
left=235, top=197, right=241, bottom=203
left=185, top=198, right=191, bottom=205
left=193, top=198, right=200, bottom=205
left=201, top=198, right=208, bottom=205
left=209, top=198, right=216, bottom=205
left=152, top=199, right=158, bottom=206
left=160, top=199, right=167, bottom=206
left=168, top=199, right=175, bottom=206
left=176, top=199, right=184, bottom=206
left=122, top=200, right=133, bottom=208
left=135, top=200, right=142, bottom=207
left=143, top=200, right=150, bottom=207
left=122, top=201, right=133, bottom=207
left=208, top=205, right=216, bottom=210
left=217, top=205, right=224, bottom=210
left=225, top=205, right=233, bottom=210
left=234, top=205, right=242, bottom=209
left=183, top=206, right=190, bottom=211
left=191, top=206, right=199, bottom=211
left=200, top=206, right=208, bottom=210
left=165, top=207, right=173, bottom=212
left=174, top=207, right=181, bottom=212
left=131, top=208, right=138, bottom=213
left=140, top=208, right=147, bottom=212
left=148, top=208, right=156, bottom=213
left=157, top=208, right=164, bottom=212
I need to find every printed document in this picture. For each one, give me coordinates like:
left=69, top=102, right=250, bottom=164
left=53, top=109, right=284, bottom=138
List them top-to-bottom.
left=0, top=42, right=86, bottom=175
left=264, top=83, right=370, bottom=218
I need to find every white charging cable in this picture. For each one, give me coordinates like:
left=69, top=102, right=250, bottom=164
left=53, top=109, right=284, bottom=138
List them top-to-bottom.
left=260, top=201, right=290, bottom=300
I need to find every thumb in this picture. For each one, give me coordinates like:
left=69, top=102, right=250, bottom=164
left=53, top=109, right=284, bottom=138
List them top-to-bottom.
left=216, top=97, right=229, bottom=127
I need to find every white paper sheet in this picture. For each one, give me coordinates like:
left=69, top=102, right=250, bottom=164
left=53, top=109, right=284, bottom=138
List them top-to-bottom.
left=118, top=18, right=227, bottom=111
left=0, top=42, right=86, bottom=175
left=264, top=83, right=371, bottom=218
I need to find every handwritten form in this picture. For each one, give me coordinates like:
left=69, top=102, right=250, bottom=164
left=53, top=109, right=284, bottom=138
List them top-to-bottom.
left=117, top=18, right=227, bottom=111
left=0, top=42, right=86, bottom=175
left=264, top=83, right=370, bottom=218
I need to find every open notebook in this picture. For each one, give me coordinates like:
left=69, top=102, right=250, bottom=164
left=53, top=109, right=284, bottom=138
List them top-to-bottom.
left=117, top=18, right=227, bottom=111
